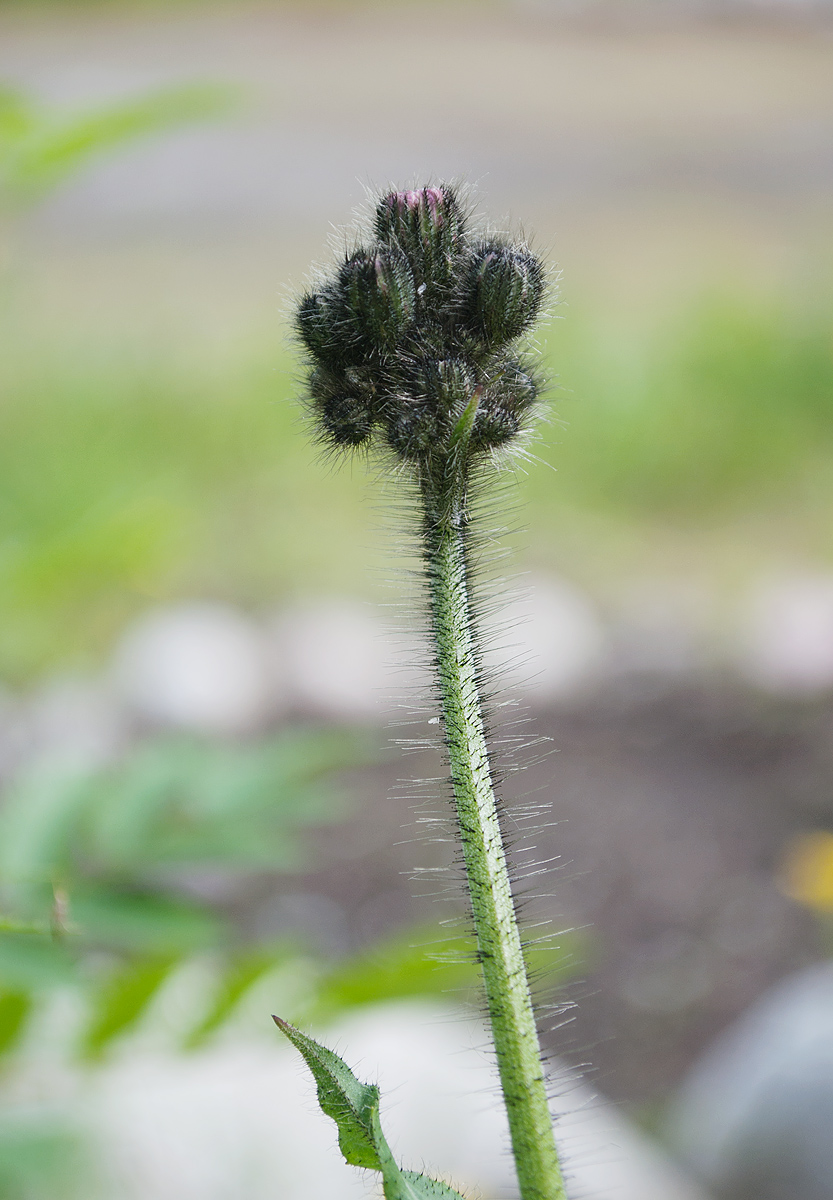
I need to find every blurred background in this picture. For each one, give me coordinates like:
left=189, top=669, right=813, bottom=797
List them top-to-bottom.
left=1, top=0, right=833, bottom=1197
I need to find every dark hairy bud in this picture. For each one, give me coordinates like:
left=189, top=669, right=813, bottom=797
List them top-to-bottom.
left=294, top=183, right=549, bottom=468
left=374, top=186, right=462, bottom=251
left=374, top=187, right=464, bottom=298
left=459, top=242, right=545, bottom=347
left=329, top=250, right=415, bottom=355
left=372, top=251, right=417, bottom=335
left=296, top=291, right=334, bottom=361
left=383, top=357, right=477, bottom=461
left=415, top=357, right=477, bottom=417
left=471, top=359, right=540, bottom=451
left=307, top=365, right=375, bottom=447
left=319, top=392, right=374, bottom=447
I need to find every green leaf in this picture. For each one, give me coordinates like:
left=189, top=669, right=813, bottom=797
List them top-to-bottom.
left=0, top=82, right=238, bottom=208
left=448, top=386, right=482, bottom=457
left=0, top=730, right=365, bottom=961
left=84, top=731, right=360, bottom=872
left=0, top=762, right=93, bottom=887
left=70, top=886, right=221, bottom=955
left=0, top=916, right=46, bottom=935
left=307, top=924, right=586, bottom=1025
left=310, top=926, right=479, bottom=1020
left=0, top=932, right=77, bottom=990
left=183, top=952, right=278, bottom=1049
left=82, top=955, right=175, bottom=1059
left=0, top=992, right=30, bottom=1056
left=272, top=1017, right=383, bottom=1170
left=273, top=1018, right=467, bottom=1199
left=372, top=1110, right=469, bottom=1200
left=0, top=1116, right=89, bottom=1200
left=393, top=1170, right=469, bottom=1199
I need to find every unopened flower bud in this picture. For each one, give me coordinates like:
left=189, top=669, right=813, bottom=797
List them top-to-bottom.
left=295, top=183, right=549, bottom=461
left=374, top=187, right=464, bottom=293
left=374, top=187, right=448, bottom=238
left=459, top=242, right=544, bottom=347
left=332, top=249, right=416, bottom=353
left=373, top=251, right=417, bottom=332
left=296, top=291, right=335, bottom=361
left=383, top=358, right=476, bottom=461
left=419, top=358, right=476, bottom=417
left=471, top=359, right=539, bottom=451
left=308, top=366, right=374, bottom=447
left=320, top=393, right=374, bottom=446
left=384, top=396, right=439, bottom=461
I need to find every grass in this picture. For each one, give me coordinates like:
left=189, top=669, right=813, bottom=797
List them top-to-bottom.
left=0, top=289, right=831, bottom=683
left=544, top=297, right=833, bottom=516
left=0, top=334, right=376, bottom=681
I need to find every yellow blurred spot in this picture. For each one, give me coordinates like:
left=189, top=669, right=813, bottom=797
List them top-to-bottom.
left=778, top=831, right=833, bottom=913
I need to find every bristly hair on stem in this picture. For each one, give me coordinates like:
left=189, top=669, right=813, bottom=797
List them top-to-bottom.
left=285, top=184, right=568, bottom=1200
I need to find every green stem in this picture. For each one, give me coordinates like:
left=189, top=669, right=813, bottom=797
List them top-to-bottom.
left=422, top=473, right=567, bottom=1200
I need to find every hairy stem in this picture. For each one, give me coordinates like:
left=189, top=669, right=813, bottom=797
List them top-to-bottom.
left=422, top=472, right=567, bottom=1200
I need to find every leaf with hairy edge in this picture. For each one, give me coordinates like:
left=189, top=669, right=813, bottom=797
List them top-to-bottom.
left=273, top=1017, right=383, bottom=1170
left=273, top=1018, right=467, bottom=1199
left=397, top=1174, right=469, bottom=1199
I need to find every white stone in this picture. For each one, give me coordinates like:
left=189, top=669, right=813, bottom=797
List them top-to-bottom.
left=483, top=575, right=605, bottom=702
left=737, top=575, right=833, bottom=695
left=269, top=600, right=426, bottom=722
left=111, top=603, right=275, bottom=734
left=1, top=677, right=128, bottom=775
left=667, top=962, right=833, bottom=1200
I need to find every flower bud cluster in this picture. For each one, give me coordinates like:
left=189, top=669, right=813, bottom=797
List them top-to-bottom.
left=295, top=185, right=546, bottom=467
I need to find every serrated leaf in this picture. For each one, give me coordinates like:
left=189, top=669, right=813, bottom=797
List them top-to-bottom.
left=273, top=1017, right=383, bottom=1169
left=273, top=1018, right=467, bottom=1199
left=395, top=1171, right=468, bottom=1199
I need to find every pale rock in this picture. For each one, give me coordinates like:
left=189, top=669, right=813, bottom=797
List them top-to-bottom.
left=483, top=575, right=605, bottom=703
left=737, top=575, right=833, bottom=695
left=269, top=600, right=426, bottom=722
left=111, top=603, right=275, bottom=734
left=667, top=962, right=833, bottom=1200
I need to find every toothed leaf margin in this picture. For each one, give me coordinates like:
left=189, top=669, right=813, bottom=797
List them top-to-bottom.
left=273, top=1017, right=467, bottom=1199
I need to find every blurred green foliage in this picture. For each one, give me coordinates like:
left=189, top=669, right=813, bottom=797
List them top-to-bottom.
left=0, top=82, right=236, bottom=209
left=542, top=298, right=833, bottom=517
left=0, top=343, right=371, bottom=681
left=0, top=729, right=364, bottom=1059
left=0, top=729, right=582, bottom=1066
left=1, top=732, right=353, bottom=888
left=306, top=922, right=582, bottom=1025
left=0, top=1118, right=88, bottom=1200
